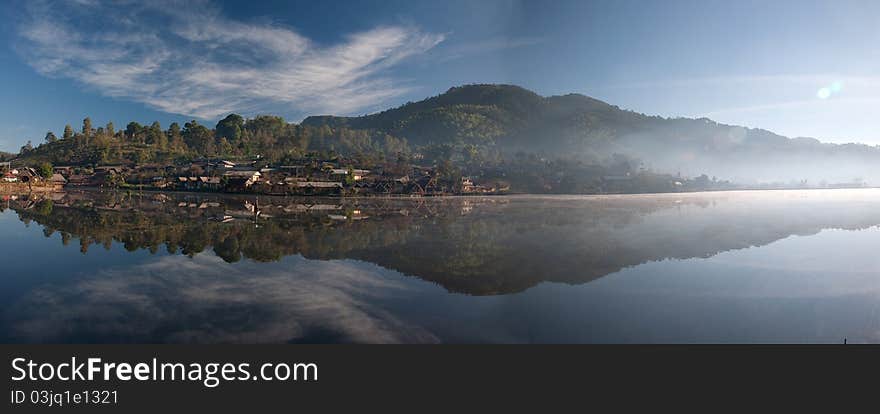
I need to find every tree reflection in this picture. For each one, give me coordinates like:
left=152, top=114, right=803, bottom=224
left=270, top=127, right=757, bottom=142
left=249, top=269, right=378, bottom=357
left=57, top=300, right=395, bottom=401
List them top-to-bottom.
left=9, top=190, right=880, bottom=295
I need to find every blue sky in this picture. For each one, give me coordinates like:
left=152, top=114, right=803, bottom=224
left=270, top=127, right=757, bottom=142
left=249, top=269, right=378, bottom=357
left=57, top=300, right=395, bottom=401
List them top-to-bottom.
left=3, top=0, right=880, bottom=152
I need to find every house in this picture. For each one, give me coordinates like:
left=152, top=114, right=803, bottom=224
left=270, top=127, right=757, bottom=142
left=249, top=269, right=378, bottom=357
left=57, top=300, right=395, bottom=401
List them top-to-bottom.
left=189, top=160, right=212, bottom=171
left=230, top=161, right=257, bottom=171
left=134, top=164, right=175, bottom=177
left=94, top=165, right=126, bottom=175
left=279, top=165, right=307, bottom=177
left=53, top=166, right=74, bottom=176
left=13, top=167, right=40, bottom=183
left=329, top=168, right=371, bottom=181
left=351, top=169, right=370, bottom=180
left=224, top=170, right=261, bottom=190
left=224, top=171, right=260, bottom=182
left=2, top=172, right=17, bottom=182
left=50, top=173, right=67, bottom=186
left=66, top=174, right=102, bottom=187
left=66, top=175, right=87, bottom=186
left=151, top=176, right=170, bottom=189
left=176, top=176, right=200, bottom=190
left=199, top=176, right=222, bottom=190
left=370, top=176, right=410, bottom=194
left=460, top=176, right=495, bottom=194
left=461, top=177, right=475, bottom=192
left=294, top=181, right=343, bottom=194
left=295, top=181, right=342, bottom=188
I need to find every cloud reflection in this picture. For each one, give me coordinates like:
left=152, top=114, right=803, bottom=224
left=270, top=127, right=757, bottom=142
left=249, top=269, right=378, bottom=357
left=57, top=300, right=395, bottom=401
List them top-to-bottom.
left=8, top=253, right=439, bottom=344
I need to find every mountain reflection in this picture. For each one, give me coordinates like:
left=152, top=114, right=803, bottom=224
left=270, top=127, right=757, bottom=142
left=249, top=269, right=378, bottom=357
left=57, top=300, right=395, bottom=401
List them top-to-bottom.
left=5, top=189, right=880, bottom=295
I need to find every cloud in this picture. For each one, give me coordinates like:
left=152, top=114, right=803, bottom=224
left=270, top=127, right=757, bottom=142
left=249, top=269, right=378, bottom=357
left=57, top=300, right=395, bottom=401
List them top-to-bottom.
left=14, top=0, right=445, bottom=119
left=434, top=35, right=544, bottom=62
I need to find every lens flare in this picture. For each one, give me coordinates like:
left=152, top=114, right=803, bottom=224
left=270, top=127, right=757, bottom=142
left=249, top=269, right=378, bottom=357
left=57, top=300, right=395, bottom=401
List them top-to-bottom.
left=817, top=81, right=843, bottom=99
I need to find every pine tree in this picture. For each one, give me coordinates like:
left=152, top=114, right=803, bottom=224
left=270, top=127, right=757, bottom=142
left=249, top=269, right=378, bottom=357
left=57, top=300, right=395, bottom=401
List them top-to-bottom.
left=82, top=117, right=92, bottom=137
left=63, top=125, right=74, bottom=140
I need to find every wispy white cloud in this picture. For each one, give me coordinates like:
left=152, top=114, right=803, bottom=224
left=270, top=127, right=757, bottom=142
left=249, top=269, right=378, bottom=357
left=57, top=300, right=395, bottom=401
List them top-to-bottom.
left=15, top=0, right=445, bottom=119
left=433, top=35, right=544, bottom=62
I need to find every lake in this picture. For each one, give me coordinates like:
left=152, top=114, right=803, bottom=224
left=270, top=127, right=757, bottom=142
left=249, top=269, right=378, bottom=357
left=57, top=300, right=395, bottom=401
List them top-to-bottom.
left=1, top=189, right=879, bottom=343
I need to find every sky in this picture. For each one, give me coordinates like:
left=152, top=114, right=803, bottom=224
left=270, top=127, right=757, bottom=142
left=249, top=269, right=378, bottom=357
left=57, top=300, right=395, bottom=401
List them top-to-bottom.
left=3, top=0, right=880, bottom=152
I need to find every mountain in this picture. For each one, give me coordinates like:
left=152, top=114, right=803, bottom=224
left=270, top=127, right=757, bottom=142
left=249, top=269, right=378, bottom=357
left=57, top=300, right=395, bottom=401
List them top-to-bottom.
left=11, top=84, right=880, bottom=186
left=304, top=84, right=880, bottom=184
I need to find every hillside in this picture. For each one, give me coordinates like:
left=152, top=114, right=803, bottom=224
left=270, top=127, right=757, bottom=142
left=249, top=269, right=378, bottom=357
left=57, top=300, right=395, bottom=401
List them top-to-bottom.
left=9, top=84, right=880, bottom=187
left=304, top=84, right=880, bottom=184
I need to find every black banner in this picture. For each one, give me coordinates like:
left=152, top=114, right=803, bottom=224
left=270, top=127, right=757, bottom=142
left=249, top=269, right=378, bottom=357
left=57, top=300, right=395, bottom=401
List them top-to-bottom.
left=1, top=345, right=875, bottom=412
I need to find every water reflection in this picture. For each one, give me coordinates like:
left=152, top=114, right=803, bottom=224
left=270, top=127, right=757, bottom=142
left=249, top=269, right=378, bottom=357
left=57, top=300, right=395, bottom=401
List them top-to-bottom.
left=3, top=189, right=880, bottom=343
left=5, top=190, right=880, bottom=295
left=7, top=254, right=437, bottom=344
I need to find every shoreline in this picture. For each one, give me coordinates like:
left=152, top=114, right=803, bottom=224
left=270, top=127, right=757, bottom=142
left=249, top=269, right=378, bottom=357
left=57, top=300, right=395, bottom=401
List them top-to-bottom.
left=0, top=183, right=59, bottom=194
left=5, top=185, right=876, bottom=202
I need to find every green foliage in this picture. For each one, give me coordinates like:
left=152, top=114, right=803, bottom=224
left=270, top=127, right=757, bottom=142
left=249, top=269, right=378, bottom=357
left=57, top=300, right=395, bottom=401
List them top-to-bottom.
left=216, top=113, right=244, bottom=142
left=82, top=117, right=92, bottom=138
left=183, top=120, right=214, bottom=154
left=62, top=125, right=74, bottom=140
left=39, top=162, right=53, bottom=179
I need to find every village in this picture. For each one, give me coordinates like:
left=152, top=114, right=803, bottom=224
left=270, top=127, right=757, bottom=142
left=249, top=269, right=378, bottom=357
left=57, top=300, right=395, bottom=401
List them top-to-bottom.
left=0, top=158, right=507, bottom=196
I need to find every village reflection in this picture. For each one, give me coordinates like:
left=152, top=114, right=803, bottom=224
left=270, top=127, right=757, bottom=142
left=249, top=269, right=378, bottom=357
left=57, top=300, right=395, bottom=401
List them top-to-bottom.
left=6, top=189, right=880, bottom=296
left=6, top=189, right=880, bottom=343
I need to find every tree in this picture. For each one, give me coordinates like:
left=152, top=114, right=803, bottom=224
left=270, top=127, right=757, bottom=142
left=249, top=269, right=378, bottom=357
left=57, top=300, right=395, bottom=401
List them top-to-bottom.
left=216, top=114, right=244, bottom=143
left=82, top=117, right=92, bottom=137
left=183, top=120, right=214, bottom=155
left=147, top=121, right=167, bottom=149
left=106, top=122, right=115, bottom=136
left=126, top=122, right=143, bottom=142
left=167, top=122, right=185, bottom=152
left=63, top=125, right=74, bottom=140
left=45, top=131, right=58, bottom=144
left=20, top=140, right=33, bottom=154
left=38, top=162, right=53, bottom=179
left=344, top=166, right=356, bottom=186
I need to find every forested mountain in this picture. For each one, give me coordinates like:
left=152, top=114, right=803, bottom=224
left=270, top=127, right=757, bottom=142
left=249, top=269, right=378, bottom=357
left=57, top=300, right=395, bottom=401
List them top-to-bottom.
left=10, top=84, right=880, bottom=186
left=304, top=84, right=880, bottom=184
left=14, top=115, right=410, bottom=168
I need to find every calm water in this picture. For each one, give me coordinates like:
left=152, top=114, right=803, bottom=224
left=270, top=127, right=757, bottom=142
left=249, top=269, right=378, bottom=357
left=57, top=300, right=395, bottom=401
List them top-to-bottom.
left=1, top=189, right=880, bottom=343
